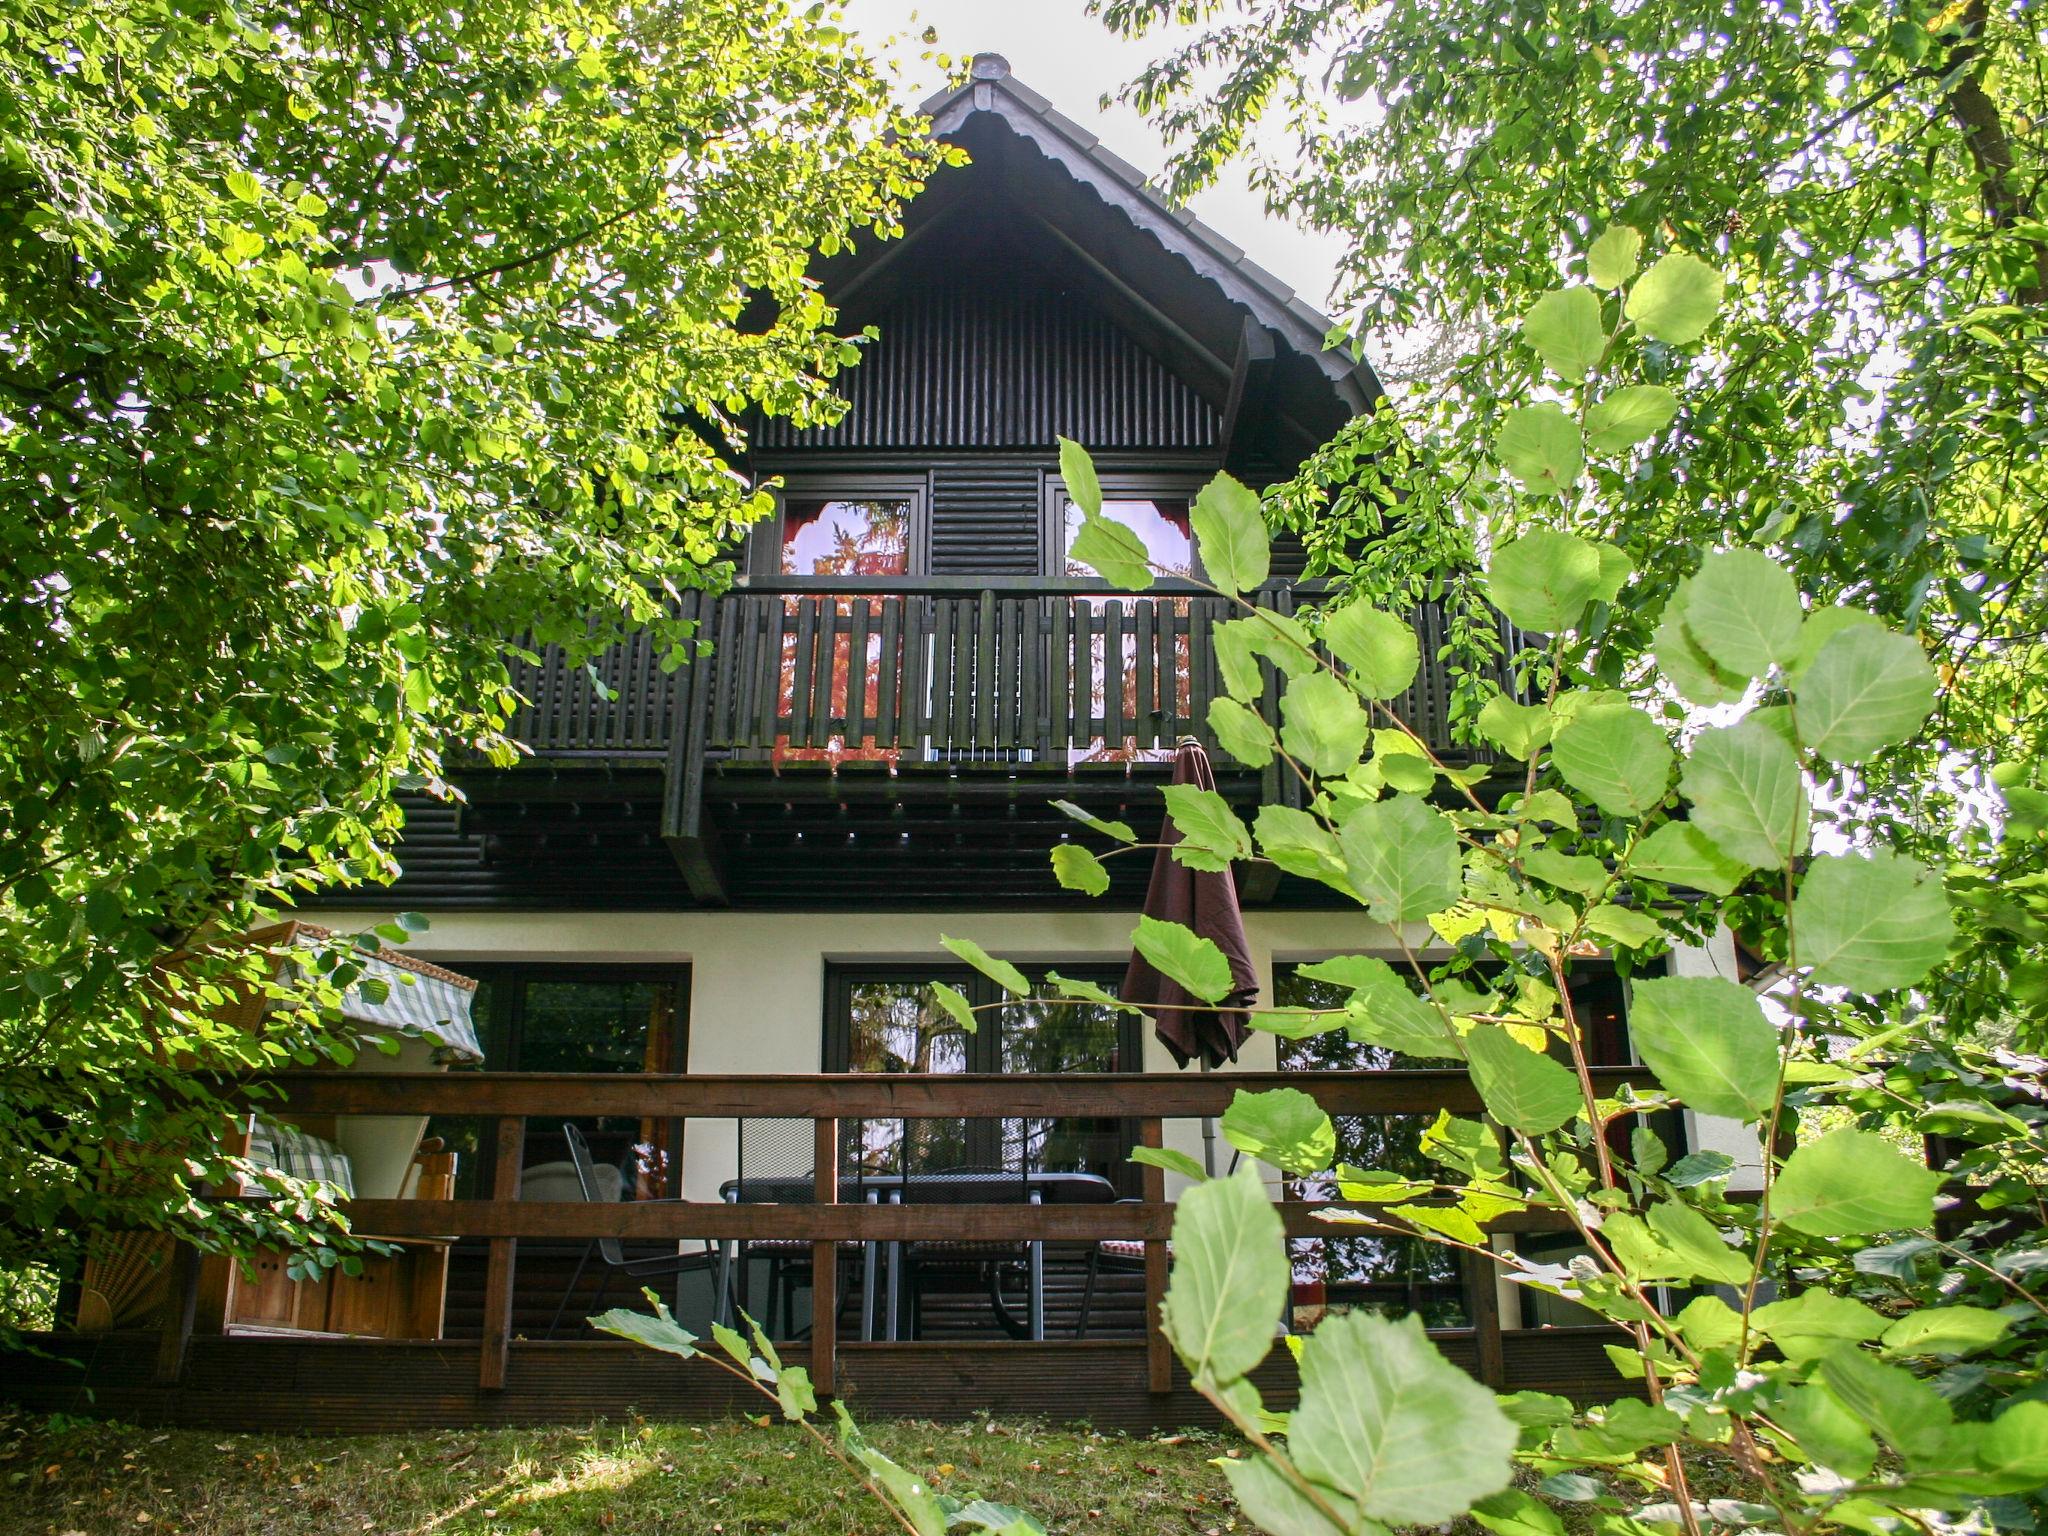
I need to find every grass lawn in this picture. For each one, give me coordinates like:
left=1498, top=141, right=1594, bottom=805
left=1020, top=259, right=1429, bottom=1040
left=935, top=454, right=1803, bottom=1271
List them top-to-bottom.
left=0, top=1412, right=1250, bottom=1536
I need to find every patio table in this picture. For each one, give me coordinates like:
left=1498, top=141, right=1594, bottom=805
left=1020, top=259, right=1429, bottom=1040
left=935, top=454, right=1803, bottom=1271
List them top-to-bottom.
left=717, top=1170, right=1120, bottom=1342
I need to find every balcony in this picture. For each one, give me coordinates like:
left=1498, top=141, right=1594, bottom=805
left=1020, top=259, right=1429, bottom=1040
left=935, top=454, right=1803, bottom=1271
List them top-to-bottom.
left=465, top=578, right=1513, bottom=907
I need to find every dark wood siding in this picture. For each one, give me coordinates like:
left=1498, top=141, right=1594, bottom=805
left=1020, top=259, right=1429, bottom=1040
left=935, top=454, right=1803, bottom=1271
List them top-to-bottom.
left=752, top=267, right=1219, bottom=453
left=928, top=461, right=1043, bottom=574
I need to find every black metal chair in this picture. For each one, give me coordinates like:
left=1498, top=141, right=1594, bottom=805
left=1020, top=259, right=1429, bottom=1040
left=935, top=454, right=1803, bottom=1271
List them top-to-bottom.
left=724, top=1118, right=872, bottom=1340
left=544, top=1122, right=721, bottom=1339
left=897, top=1126, right=1042, bottom=1340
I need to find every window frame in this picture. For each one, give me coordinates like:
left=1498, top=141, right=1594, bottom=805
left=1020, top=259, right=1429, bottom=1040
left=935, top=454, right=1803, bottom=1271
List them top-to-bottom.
left=1037, top=470, right=1209, bottom=581
left=745, top=474, right=933, bottom=583
left=822, top=962, right=1140, bottom=1075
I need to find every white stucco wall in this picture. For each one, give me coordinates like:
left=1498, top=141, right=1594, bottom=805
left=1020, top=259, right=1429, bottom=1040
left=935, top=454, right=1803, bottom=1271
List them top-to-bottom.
left=301, top=905, right=1424, bottom=1203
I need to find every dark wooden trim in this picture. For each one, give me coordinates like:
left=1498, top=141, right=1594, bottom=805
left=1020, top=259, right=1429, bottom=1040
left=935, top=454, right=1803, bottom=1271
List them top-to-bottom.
left=1217, top=316, right=1276, bottom=466
left=254, top=1068, right=1649, bottom=1120
left=480, top=1117, right=524, bottom=1391
left=812, top=1117, right=838, bottom=1394
left=1139, top=1117, right=1170, bottom=1394
left=329, top=1197, right=1577, bottom=1243
left=153, top=1242, right=202, bottom=1385
left=1462, top=1246, right=1507, bottom=1389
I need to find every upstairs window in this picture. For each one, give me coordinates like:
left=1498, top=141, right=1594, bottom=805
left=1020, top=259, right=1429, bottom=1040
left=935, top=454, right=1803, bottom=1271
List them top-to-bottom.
left=1058, top=496, right=1195, bottom=581
left=780, top=497, right=913, bottom=577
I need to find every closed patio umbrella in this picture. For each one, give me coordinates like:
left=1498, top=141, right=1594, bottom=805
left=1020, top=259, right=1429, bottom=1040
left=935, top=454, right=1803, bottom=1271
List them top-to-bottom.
left=1124, top=740, right=1260, bottom=1169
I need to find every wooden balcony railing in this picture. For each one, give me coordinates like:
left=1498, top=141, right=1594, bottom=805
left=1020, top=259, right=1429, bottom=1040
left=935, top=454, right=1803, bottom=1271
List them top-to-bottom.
left=504, top=579, right=1512, bottom=770
left=167, top=1068, right=1649, bottom=1401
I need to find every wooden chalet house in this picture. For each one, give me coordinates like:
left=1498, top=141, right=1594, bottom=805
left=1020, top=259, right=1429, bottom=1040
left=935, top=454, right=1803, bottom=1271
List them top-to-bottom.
left=12, top=57, right=1745, bottom=1433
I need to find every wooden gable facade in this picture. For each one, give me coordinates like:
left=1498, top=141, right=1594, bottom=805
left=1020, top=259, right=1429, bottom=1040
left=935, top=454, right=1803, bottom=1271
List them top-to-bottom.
left=324, top=55, right=1501, bottom=914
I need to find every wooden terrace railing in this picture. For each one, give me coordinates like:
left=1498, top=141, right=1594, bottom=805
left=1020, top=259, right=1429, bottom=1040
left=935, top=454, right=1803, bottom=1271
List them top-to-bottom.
left=504, top=579, right=1511, bottom=770
left=180, top=1068, right=1650, bottom=1400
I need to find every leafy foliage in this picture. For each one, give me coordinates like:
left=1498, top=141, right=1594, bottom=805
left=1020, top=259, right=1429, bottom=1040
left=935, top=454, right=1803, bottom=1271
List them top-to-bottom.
left=0, top=0, right=948, bottom=1298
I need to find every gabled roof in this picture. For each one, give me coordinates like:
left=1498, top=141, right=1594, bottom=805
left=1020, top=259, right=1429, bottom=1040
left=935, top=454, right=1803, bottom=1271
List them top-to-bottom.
left=789, top=54, right=1380, bottom=462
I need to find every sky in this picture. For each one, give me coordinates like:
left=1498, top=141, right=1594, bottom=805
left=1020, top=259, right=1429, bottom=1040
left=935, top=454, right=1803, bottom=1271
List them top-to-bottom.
left=833, top=0, right=1352, bottom=315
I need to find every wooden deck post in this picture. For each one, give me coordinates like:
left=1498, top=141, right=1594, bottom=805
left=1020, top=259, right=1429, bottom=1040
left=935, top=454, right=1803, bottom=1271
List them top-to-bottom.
left=480, top=1115, right=524, bottom=1392
left=812, top=1115, right=838, bottom=1397
left=1139, top=1117, right=1171, bottom=1395
left=153, top=1240, right=203, bottom=1384
left=1462, top=1245, right=1506, bottom=1389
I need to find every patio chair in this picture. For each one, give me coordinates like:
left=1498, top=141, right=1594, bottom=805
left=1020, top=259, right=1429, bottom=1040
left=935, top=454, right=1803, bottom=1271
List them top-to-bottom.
left=725, top=1118, right=870, bottom=1340
left=544, top=1122, right=720, bottom=1339
left=897, top=1136, right=1041, bottom=1340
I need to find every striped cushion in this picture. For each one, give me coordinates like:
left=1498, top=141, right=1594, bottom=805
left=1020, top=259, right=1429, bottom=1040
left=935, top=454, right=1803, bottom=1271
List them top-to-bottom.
left=248, top=1119, right=355, bottom=1199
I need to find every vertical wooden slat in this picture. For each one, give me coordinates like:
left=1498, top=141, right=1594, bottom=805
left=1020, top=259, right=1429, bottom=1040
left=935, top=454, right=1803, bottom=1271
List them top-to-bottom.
left=965, top=594, right=990, bottom=753
left=710, top=596, right=741, bottom=748
left=790, top=597, right=818, bottom=746
left=876, top=597, right=902, bottom=745
left=995, top=597, right=1019, bottom=750
left=1189, top=597, right=1215, bottom=747
left=846, top=598, right=872, bottom=749
left=899, top=598, right=928, bottom=753
left=929, top=598, right=955, bottom=747
left=1134, top=598, right=1157, bottom=749
left=752, top=599, right=783, bottom=751
left=1016, top=599, right=1038, bottom=756
left=1049, top=599, right=1071, bottom=753
left=1102, top=599, right=1126, bottom=756
left=809, top=600, right=837, bottom=750
left=1072, top=603, right=1093, bottom=746
left=480, top=1115, right=525, bottom=1392
left=812, top=1116, right=838, bottom=1396
left=1140, top=1116, right=1170, bottom=1395
left=1463, top=1245, right=1507, bottom=1389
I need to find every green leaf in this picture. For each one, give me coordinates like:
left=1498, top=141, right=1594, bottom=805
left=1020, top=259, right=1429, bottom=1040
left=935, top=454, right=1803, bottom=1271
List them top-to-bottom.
left=226, top=168, right=262, bottom=203
left=1586, top=224, right=1644, bottom=288
left=1623, top=250, right=1724, bottom=344
left=1522, top=286, right=1607, bottom=382
left=1584, top=384, right=1678, bottom=452
left=1495, top=402, right=1584, bottom=498
left=1057, top=436, right=1101, bottom=517
left=1190, top=472, right=1269, bottom=596
left=1069, top=514, right=1154, bottom=590
left=1487, top=530, right=1600, bottom=632
left=1590, top=541, right=1633, bottom=601
left=1681, top=549, right=1804, bottom=678
left=1654, top=592, right=1749, bottom=707
left=1322, top=604, right=1420, bottom=699
left=1785, top=606, right=1886, bottom=683
left=1795, top=626, right=1937, bottom=764
left=1279, top=672, right=1371, bottom=776
left=1207, top=696, right=1274, bottom=768
left=1477, top=696, right=1552, bottom=759
left=1549, top=706, right=1674, bottom=819
left=1681, top=717, right=1810, bottom=869
left=1162, top=784, right=1255, bottom=870
left=1338, top=793, right=1462, bottom=923
left=1050, top=799, right=1135, bottom=842
left=1254, top=805, right=1351, bottom=891
left=1628, top=821, right=1748, bottom=897
left=1049, top=843, right=1109, bottom=897
left=1522, top=845, right=1608, bottom=895
left=1793, top=850, right=1954, bottom=991
left=1582, top=903, right=1666, bottom=949
left=1132, top=915, right=1233, bottom=1002
left=939, top=934, right=1029, bottom=996
left=1044, top=970, right=1140, bottom=1014
left=1344, top=971, right=1462, bottom=1060
left=1626, top=975, right=1778, bottom=1120
left=929, top=981, right=979, bottom=1035
left=1465, top=1027, right=1582, bottom=1134
left=1221, top=1086, right=1337, bottom=1174
left=1774, top=1128, right=1945, bottom=1237
left=1129, top=1145, right=1208, bottom=1182
left=1161, top=1163, right=1288, bottom=1386
left=1752, top=1289, right=1889, bottom=1361
left=1673, top=1295, right=1742, bottom=1351
left=589, top=1298, right=700, bottom=1358
left=1881, top=1305, right=2011, bottom=1357
left=1288, top=1311, right=1517, bottom=1524
left=709, top=1320, right=753, bottom=1371
left=1817, top=1350, right=1956, bottom=1466
left=774, top=1363, right=817, bottom=1420
left=1771, top=1385, right=1878, bottom=1478
left=1553, top=1400, right=1685, bottom=1459
left=845, top=1437, right=949, bottom=1536
left=1219, top=1457, right=1355, bottom=1536
left=1472, top=1489, right=1567, bottom=1536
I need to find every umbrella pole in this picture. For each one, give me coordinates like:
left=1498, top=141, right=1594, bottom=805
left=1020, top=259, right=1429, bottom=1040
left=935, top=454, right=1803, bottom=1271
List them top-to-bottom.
left=1199, top=1057, right=1216, bottom=1176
